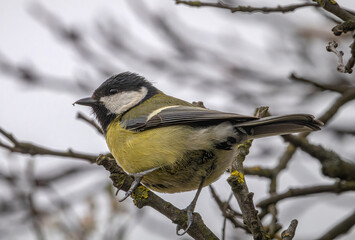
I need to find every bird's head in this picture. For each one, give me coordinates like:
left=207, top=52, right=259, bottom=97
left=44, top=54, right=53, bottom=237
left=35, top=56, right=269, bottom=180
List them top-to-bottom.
left=74, top=72, right=158, bottom=131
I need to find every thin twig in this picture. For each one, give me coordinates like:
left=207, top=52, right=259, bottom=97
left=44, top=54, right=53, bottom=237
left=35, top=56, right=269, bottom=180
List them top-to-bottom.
left=176, top=1, right=319, bottom=14
left=289, top=73, right=349, bottom=93
left=287, top=76, right=355, bottom=127
left=317, top=87, right=355, bottom=125
left=77, top=112, right=104, bottom=135
left=0, top=127, right=98, bottom=162
left=328, top=127, right=355, bottom=136
left=273, top=144, right=297, bottom=174
left=26, top=160, right=46, bottom=240
left=268, top=177, right=278, bottom=238
left=257, top=181, right=355, bottom=209
left=209, top=185, right=249, bottom=234
left=209, top=185, right=242, bottom=217
left=317, top=210, right=355, bottom=240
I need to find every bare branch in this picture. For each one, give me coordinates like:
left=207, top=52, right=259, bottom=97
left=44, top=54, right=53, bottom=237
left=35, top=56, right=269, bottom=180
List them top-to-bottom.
left=314, top=0, right=355, bottom=22
left=176, top=1, right=319, bottom=14
left=29, top=3, right=120, bottom=76
left=0, top=53, right=92, bottom=93
left=289, top=73, right=349, bottom=93
left=318, top=87, right=355, bottom=125
left=76, top=112, right=103, bottom=135
left=0, top=127, right=98, bottom=163
left=328, top=127, right=355, bottom=136
left=283, top=135, right=355, bottom=181
left=273, top=144, right=297, bottom=174
left=257, top=181, right=355, bottom=209
left=209, top=185, right=249, bottom=234
left=209, top=186, right=242, bottom=217
left=28, top=191, right=45, bottom=240
left=317, top=210, right=355, bottom=240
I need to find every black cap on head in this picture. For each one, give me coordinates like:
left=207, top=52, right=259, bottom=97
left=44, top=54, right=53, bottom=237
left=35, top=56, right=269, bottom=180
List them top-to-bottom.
left=87, top=72, right=158, bottom=133
left=92, top=72, right=157, bottom=100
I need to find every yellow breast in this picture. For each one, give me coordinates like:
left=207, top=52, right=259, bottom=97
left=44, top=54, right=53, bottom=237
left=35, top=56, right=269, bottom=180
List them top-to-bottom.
left=105, top=118, right=237, bottom=193
left=106, top=119, right=197, bottom=174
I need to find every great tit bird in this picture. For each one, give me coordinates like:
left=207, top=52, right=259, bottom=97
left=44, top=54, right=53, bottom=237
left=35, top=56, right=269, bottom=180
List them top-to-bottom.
left=75, top=72, right=322, bottom=234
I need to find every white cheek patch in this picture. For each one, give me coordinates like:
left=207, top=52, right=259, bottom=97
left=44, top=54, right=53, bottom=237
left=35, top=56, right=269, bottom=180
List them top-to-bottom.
left=100, top=87, right=148, bottom=115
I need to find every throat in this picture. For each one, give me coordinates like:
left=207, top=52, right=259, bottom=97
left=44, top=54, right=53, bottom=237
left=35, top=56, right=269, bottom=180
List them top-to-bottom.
left=92, top=105, right=117, bottom=134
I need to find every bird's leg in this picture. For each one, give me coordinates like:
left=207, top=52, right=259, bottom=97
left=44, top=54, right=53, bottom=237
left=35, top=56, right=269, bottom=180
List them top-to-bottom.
left=118, top=167, right=159, bottom=202
left=176, top=176, right=207, bottom=236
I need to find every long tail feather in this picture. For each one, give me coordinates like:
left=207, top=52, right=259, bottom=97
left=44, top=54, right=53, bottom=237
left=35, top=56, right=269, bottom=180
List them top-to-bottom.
left=235, top=114, right=323, bottom=139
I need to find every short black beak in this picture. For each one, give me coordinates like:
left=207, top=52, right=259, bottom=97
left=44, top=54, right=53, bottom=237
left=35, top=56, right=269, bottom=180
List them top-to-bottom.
left=73, top=97, right=98, bottom=106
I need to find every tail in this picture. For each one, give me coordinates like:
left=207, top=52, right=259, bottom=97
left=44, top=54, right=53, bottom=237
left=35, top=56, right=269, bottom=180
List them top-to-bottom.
left=235, top=114, right=323, bottom=139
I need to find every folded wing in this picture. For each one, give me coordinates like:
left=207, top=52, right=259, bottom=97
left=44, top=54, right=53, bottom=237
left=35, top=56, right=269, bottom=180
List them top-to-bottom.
left=122, top=106, right=257, bottom=131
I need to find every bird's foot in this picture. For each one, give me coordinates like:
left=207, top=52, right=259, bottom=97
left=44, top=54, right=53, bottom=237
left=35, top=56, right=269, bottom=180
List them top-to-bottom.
left=118, top=167, right=159, bottom=202
left=176, top=204, right=195, bottom=236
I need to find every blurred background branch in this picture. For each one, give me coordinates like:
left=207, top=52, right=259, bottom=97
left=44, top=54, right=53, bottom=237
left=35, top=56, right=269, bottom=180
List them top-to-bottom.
left=0, top=0, right=354, bottom=239
left=175, top=1, right=319, bottom=13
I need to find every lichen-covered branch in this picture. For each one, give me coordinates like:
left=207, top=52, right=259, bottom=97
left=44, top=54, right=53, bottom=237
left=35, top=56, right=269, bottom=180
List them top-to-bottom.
left=228, top=107, right=269, bottom=240
left=96, top=155, right=218, bottom=240
left=281, top=219, right=298, bottom=240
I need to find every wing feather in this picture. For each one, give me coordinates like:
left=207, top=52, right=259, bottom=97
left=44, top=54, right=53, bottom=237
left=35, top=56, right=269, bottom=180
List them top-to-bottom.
left=122, top=106, right=257, bottom=131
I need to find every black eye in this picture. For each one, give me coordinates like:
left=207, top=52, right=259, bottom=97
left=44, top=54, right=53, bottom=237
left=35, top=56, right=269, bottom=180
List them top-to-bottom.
left=109, top=88, right=118, bottom=94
